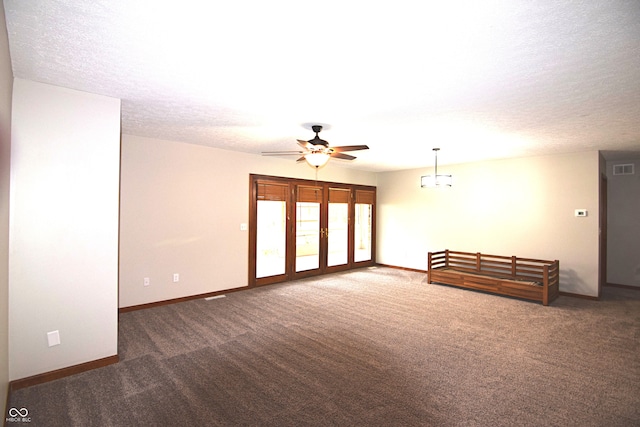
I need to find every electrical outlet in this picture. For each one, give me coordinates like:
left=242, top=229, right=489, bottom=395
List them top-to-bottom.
left=173, top=273, right=179, bottom=283
left=143, top=277, right=150, bottom=287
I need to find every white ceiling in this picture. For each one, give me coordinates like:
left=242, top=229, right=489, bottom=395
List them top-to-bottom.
left=4, top=0, right=640, bottom=172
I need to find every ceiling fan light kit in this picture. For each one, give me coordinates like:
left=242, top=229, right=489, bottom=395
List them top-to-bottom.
left=262, top=125, right=369, bottom=168
left=421, top=148, right=453, bottom=188
left=305, top=152, right=331, bottom=167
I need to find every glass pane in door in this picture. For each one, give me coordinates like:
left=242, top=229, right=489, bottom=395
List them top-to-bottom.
left=256, top=200, right=286, bottom=278
left=296, top=202, right=320, bottom=272
left=327, top=202, right=349, bottom=267
left=354, top=203, right=372, bottom=262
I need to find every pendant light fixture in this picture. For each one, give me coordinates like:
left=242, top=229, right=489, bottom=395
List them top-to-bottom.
left=421, top=148, right=452, bottom=187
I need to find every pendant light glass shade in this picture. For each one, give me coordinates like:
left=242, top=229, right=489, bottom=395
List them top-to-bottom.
left=305, top=152, right=331, bottom=167
left=420, top=174, right=453, bottom=187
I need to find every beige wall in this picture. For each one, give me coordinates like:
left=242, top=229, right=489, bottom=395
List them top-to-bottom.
left=0, top=1, right=12, bottom=413
left=9, top=79, right=121, bottom=380
left=119, top=134, right=377, bottom=308
left=121, top=137, right=602, bottom=304
left=377, top=151, right=601, bottom=297
left=606, top=156, right=640, bottom=287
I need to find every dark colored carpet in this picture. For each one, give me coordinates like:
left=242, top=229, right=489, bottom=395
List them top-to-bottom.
left=8, top=267, right=640, bottom=426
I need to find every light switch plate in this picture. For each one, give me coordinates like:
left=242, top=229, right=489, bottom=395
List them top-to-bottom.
left=47, top=330, right=60, bottom=347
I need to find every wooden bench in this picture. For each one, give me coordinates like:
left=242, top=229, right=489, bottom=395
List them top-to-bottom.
left=427, top=250, right=560, bottom=305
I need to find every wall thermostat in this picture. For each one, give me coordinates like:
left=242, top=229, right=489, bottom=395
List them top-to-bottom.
left=575, top=209, right=588, bottom=217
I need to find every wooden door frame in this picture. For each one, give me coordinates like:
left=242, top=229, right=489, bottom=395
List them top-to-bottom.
left=599, top=173, right=608, bottom=298
left=248, top=174, right=376, bottom=287
left=248, top=176, right=291, bottom=287
left=291, top=182, right=325, bottom=281
left=324, top=183, right=355, bottom=275
left=353, top=188, right=377, bottom=268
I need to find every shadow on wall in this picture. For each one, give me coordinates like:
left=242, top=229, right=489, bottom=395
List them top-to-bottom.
left=560, top=269, right=594, bottom=296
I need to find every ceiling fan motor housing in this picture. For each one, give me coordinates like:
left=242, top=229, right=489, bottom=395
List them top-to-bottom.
left=309, top=125, right=329, bottom=147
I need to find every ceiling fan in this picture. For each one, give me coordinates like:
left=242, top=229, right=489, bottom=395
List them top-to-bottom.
left=262, top=125, right=369, bottom=167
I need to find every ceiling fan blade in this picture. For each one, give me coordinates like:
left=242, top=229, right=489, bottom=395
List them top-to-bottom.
left=297, top=140, right=314, bottom=150
left=330, top=145, right=369, bottom=153
left=262, top=151, right=306, bottom=156
left=331, top=152, right=356, bottom=161
left=296, top=156, right=307, bottom=163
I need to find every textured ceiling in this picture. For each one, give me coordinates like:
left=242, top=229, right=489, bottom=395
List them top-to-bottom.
left=4, top=0, right=640, bottom=171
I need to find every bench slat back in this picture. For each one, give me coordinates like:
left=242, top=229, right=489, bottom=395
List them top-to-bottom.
left=429, top=250, right=558, bottom=283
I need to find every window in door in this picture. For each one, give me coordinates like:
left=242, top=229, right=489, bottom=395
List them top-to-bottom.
left=255, top=182, right=288, bottom=279
left=295, top=185, right=322, bottom=273
left=327, top=188, right=350, bottom=267
left=354, top=190, right=375, bottom=263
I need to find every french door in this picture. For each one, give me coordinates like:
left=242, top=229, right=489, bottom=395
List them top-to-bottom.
left=249, top=175, right=376, bottom=286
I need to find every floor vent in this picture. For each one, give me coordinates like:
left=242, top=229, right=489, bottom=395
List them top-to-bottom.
left=613, top=164, right=634, bottom=175
left=204, top=295, right=226, bottom=301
